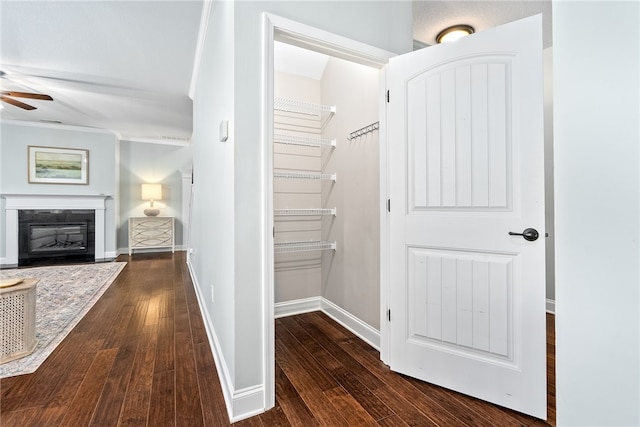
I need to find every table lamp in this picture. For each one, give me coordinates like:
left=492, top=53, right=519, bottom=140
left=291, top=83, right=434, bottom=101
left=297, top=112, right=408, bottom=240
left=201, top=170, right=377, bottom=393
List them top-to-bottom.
left=141, top=183, right=162, bottom=216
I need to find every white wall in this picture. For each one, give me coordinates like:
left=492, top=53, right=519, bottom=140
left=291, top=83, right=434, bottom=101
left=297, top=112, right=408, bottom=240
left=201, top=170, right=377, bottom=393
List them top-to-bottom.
left=190, top=0, right=412, bottom=420
left=190, top=0, right=237, bottom=397
left=232, top=0, right=412, bottom=392
left=554, top=1, right=640, bottom=425
left=273, top=56, right=381, bottom=330
left=321, top=57, right=380, bottom=329
left=273, top=71, right=323, bottom=303
left=0, top=122, right=118, bottom=259
left=118, top=140, right=192, bottom=251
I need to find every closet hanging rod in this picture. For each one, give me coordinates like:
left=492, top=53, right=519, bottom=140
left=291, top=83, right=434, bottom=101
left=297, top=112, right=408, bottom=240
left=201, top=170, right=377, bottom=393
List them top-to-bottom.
left=347, top=121, right=379, bottom=141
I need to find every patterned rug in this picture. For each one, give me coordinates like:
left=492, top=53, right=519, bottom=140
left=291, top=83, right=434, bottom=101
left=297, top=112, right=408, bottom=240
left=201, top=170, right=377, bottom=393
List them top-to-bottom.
left=0, top=262, right=126, bottom=378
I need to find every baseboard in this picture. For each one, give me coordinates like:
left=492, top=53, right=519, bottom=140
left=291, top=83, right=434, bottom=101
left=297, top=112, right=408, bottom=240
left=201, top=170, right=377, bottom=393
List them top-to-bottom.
left=117, top=246, right=187, bottom=256
left=0, top=258, right=17, bottom=268
left=186, top=259, right=265, bottom=422
left=186, top=259, right=235, bottom=420
left=274, top=297, right=322, bottom=318
left=275, top=297, right=381, bottom=351
left=320, top=298, right=380, bottom=350
left=546, top=298, right=556, bottom=314
left=229, top=385, right=266, bottom=423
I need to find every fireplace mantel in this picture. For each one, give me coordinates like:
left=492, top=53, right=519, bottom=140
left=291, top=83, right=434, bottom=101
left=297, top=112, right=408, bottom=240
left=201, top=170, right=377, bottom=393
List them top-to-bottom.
left=2, top=194, right=109, bottom=266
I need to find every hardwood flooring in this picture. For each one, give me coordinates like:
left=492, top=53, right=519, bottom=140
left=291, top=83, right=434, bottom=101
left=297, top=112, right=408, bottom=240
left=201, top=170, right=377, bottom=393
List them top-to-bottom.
left=0, top=252, right=555, bottom=426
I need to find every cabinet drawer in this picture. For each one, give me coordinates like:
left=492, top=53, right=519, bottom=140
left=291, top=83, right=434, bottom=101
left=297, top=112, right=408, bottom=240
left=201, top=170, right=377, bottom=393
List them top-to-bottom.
left=129, top=217, right=174, bottom=253
left=130, top=217, right=173, bottom=232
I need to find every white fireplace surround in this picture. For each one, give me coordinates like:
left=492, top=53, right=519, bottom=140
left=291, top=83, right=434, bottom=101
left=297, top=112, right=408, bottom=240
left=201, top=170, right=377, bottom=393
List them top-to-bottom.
left=2, top=194, right=109, bottom=266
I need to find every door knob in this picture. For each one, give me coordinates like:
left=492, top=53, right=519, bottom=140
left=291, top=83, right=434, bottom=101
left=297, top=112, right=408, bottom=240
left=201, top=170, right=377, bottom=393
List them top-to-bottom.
left=508, top=228, right=539, bottom=241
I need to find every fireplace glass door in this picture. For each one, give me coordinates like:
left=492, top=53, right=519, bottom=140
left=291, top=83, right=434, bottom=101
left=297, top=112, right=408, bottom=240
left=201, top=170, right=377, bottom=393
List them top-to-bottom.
left=18, top=209, right=96, bottom=266
left=29, top=223, right=88, bottom=253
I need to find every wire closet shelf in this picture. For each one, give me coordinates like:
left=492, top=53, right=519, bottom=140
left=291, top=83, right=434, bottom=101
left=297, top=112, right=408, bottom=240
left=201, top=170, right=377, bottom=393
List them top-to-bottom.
left=273, top=97, right=338, bottom=255
left=274, top=97, right=336, bottom=130
left=274, top=133, right=337, bottom=148
left=274, top=171, right=337, bottom=182
left=274, top=208, right=336, bottom=216
left=274, top=240, right=337, bottom=253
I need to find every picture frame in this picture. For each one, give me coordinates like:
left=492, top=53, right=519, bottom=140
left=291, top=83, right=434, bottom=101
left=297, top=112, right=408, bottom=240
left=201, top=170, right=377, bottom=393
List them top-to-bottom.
left=28, top=146, right=89, bottom=185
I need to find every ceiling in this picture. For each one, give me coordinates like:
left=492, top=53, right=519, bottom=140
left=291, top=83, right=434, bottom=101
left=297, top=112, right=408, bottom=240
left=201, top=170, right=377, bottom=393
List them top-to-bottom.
left=0, top=1, right=551, bottom=144
left=0, top=1, right=202, bottom=143
left=413, top=1, right=552, bottom=48
left=275, top=41, right=330, bottom=81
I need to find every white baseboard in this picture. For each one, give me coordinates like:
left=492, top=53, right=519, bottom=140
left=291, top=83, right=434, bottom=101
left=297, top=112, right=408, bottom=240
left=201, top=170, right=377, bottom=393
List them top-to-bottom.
left=117, top=246, right=187, bottom=256
left=0, top=258, right=16, bottom=268
left=186, top=259, right=265, bottom=423
left=186, top=260, right=234, bottom=414
left=274, top=297, right=321, bottom=318
left=275, top=297, right=381, bottom=351
left=320, top=298, right=380, bottom=350
left=546, top=298, right=556, bottom=314
left=229, top=385, right=266, bottom=423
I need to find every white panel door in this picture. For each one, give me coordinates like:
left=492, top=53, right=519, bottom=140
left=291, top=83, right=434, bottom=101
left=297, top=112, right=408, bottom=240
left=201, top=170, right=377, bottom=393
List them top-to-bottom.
left=388, top=15, right=546, bottom=418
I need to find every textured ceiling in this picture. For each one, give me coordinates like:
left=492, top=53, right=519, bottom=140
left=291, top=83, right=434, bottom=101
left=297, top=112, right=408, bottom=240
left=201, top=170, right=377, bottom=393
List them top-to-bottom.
left=0, top=1, right=202, bottom=142
left=413, top=1, right=552, bottom=48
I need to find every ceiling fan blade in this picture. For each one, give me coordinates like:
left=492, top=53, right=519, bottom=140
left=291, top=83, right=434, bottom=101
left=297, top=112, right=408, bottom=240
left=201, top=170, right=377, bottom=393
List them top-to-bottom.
left=1, top=91, right=53, bottom=101
left=1, top=96, right=37, bottom=110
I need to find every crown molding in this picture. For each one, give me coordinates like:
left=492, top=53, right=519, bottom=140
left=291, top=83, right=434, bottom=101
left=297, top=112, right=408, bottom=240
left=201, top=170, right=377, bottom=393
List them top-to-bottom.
left=189, top=0, right=214, bottom=99
left=1, top=118, right=118, bottom=137
left=1, top=119, right=191, bottom=145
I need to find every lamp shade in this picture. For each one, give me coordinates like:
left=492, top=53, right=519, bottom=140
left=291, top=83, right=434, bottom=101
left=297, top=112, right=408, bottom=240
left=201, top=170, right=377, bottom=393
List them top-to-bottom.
left=141, top=183, right=162, bottom=201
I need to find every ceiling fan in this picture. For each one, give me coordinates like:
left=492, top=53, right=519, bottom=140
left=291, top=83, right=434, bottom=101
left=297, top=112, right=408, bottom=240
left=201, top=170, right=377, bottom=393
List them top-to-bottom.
left=0, top=70, right=53, bottom=110
left=1, top=91, right=53, bottom=110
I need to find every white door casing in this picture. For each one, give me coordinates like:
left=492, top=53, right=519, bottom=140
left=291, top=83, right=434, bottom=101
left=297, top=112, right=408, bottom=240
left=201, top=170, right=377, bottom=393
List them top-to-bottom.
left=263, top=12, right=396, bottom=414
left=387, top=15, right=546, bottom=418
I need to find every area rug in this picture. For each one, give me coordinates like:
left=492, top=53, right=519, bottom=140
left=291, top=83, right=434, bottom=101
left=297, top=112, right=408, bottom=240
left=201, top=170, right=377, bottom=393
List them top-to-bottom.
left=0, top=262, right=126, bottom=378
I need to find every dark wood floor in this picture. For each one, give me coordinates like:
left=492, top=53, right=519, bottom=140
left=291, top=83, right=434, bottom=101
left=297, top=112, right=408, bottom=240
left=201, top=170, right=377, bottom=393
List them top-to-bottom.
left=0, top=252, right=555, bottom=426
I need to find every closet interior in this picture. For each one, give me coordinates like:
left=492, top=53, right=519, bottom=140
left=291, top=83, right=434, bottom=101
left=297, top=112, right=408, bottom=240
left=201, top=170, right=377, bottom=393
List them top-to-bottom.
left=273, top=41, right=381, bottom=332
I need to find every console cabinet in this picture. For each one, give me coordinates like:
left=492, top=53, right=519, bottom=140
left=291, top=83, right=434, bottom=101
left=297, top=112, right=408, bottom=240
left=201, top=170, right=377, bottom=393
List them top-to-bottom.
left=128, top=217, right=174, bottom=255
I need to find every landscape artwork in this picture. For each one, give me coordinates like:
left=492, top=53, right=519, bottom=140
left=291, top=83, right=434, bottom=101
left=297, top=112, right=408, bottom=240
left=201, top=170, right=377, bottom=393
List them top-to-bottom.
left=28, top=146, right=89, bottom=184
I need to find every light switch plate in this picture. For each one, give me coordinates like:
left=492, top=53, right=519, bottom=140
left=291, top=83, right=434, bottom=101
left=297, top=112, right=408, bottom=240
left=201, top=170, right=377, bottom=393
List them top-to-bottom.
left=219, top=120, right=228, bottom=142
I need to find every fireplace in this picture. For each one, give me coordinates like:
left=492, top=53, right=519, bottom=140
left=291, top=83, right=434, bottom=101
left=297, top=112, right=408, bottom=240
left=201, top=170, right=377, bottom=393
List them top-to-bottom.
left=2, top=194, right=108, bottom=267
left=18, top=210, right=95, bottom=266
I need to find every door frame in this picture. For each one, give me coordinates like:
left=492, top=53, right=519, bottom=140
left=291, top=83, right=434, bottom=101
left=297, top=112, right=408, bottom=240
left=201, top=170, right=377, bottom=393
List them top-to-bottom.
left=261, top=13, right=395, bottom=409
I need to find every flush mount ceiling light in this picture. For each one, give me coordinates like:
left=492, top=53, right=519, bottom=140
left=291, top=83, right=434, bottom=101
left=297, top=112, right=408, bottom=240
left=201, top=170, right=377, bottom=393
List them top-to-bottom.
left=436, top=25, right=475, bottom=44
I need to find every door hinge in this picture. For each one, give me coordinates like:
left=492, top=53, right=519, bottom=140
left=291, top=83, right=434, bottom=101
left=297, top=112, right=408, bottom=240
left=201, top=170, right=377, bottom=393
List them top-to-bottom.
left=386, top=90, right=390, bottom=103
left=387, top=199, right=391, bottom=212
left=273, top=227, right=275, bottom=238
left=387, top=309, right=391, bottom=322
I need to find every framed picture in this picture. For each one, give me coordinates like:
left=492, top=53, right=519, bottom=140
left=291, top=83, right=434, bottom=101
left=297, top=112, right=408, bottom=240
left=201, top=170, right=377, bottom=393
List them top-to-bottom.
left=28, top=146, right=89, bottom=185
